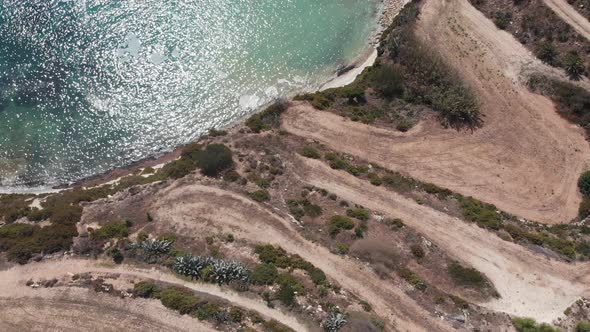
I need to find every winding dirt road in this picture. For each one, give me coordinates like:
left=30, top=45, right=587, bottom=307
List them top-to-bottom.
left=283, top=0, right=590, bottom=224
left=544, top=0, right=590, bottom=41
left=294, top=156, right=590, bottom=323
left=145, top=181, right=454, bottom=332
left=0, top=259, right=307, bottom=332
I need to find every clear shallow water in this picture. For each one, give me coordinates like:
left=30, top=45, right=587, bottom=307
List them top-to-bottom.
left=0, top=0, right=380, bottom=190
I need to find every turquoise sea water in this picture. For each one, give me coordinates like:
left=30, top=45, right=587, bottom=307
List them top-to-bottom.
left=0, top=0, right=381, bottom=190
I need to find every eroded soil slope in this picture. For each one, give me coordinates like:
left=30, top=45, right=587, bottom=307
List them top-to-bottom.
left=283, top=0, right=590, bottom=224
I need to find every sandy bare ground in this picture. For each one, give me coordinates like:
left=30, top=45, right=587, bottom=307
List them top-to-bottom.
left=282, top=0, right=590, bottom=224
left=544, top=0, right=590, bottom=41
left=293, top=156, right=590, bottom=323
left=148, top=181, right=454, bottom=332
left=0, top=259, right=306, bottom=332
left=0, top=293, right=212, bottom=332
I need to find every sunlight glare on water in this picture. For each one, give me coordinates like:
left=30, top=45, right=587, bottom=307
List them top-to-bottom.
left=0, top=0, right=380, bottom=190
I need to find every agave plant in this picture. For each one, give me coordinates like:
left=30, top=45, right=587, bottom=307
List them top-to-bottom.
left=138, top=239, right=173, bottom=255
left=172, top=254, right=250, bottom=284
left=173, top=255, right=214, bottom=280
left=211, top=260, right=251, bottom=285
left=323, top=312, right=347, bottom=332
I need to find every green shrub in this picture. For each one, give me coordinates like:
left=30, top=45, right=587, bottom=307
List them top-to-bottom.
left=493, top=11, right=512, bottom=30
left=536, top=42, right=556, bottom=64
left=368, top=64, right=404, bottom=99
left=431, top=86, right=479, bottom=126
left=311, top=93, right=334, bottom=110
left=246, top=101, right=288, bottom=132
left=193, top=144, right=234, bottom=177
left=301, top=146, right=321, bottom=159
left=325, top=153, right=368, bottom=176
left=162, top=158, right=196, bottom=179
left=579, top=171, right=590, bottom=196
left=368, top=173, right=382, bottom=186
left=381, top=173, right=416, bottom=192
left=256, top=178, right=272, bottom=189
left=422, top=183, right=453, bottom=198
left=249, top=190, right=270, bottom=202
left=459, top=196, right=502, bottom=230
left=287, top=199, right=322, bottom=219
left=304, top=203, right=323, bottom=218
left=346, top=208, right=369, bottom=221
left=328, top=216, right=355, bottom=237
left=383, top=218, right=404, bottom=230
left=92, top=221, right=129, bottom=240
left=354, top=224, right=367, bottom=238
left=335, top=242, right=349, bottom=255
left=254, top=244, right=326, bottom=285
left=255, top=244, right=291, bottom=267
left=107, top=247, right=124, bottom=264
left=448, top=262, right=486, bottom=288
left=252, top=263, right=279, bottom=285
left=307, top=267, right=327, bottom=285
left=398, top=268, right=427, bottom=291
left=276, top=273, right=305, bottom=294
left=133, top=281, right=159, bottom=298
left=276, top=283, right=297, bottom=306
left=158, top=287, right=199, bottom=315
left=195, top=302, right=221, bottom=321
left=229, top=307, right=244, bottom=322
left=512, top=317, right=560, bottom=332
left=577, top=321, right=590, bottom=332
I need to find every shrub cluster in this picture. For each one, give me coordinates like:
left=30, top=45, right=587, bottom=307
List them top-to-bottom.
left=470, top=0, right=590, bottom=80
left=381, top=1, right=480, bottom=127
left=246, top=101, right=288, bottom=133
left=162, top=143, right=234, bottom=178
left=301, top=146, right=321, bottom=159
left=325, top=153, right=368, bottom=176
left=0, top=193, right=82, bottom=264
left=458, top=196, right=502, bottom=230
left=287, top=198, right=322, bottom=220
left=346, top=207, right=369, bottom=221
left=327, top=216, right=355, bottom=237
left=92, top=220, right=129, bottom=240
left=254, top=244, right=327, bottom=286
left=447, top=262, right=487, bottom=289
left=398, top=268, right=427, bottom=291
left=133, top=282, right=270, bottom=327
left=511, top=317, right=560, bottom=332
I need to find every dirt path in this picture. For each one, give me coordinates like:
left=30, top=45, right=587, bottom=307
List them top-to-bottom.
left=282, top=0, right=590, bottom=225
left=544, top=0, right=590, bottom=41
left=293, top=156, right=590, bottom=323
left=148, top=181, right=454, bottom=332
left=0, top=259, right=306, bottom=332
left=0, top=293, right=213, bottom=332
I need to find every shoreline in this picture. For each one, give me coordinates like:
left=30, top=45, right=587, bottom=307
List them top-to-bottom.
left=0, top=0, right=403, bottom=195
